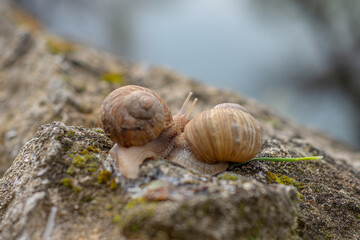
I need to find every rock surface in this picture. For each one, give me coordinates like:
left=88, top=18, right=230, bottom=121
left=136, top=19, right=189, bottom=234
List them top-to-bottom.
left=0, top=0, right=359, bottom=176
left=0, top=1, right=360, bottom=239
left=0, top=121, right=359, bottom=239
left=0, top=122, right=299, bottom=240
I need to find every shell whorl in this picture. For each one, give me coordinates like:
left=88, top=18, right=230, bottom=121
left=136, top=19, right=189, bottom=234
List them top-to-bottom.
left=100, top=85, right=173, bottom=147
left=213, top=103, right=249, bottom=113
left=184, top=105, right=262, bottom=164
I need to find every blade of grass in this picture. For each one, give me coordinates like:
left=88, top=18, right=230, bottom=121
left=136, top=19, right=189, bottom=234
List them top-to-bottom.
left=232, top=156, right=323, bottom=167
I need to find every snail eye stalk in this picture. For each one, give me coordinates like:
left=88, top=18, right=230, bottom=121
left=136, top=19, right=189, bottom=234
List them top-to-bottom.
left=178, top=92, right=198, bottom=120
left=179, top=92, right=193, bottom=114
left=185, top=97, right=198, bottom=120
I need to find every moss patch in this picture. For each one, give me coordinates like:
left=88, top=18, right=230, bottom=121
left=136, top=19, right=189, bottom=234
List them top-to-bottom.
left=46, top=37, right=75, bottom=55
left=101, top=72, right=124, bottom=85
left=66, top=145, right=101, bottom=174
left=97, top=170, right=117, bottom=190
left=98, top=170, right=112, bottom=184
left=267, top=171, right=305, bottom=190
left=218, top=172, right=239, bottom=181
left=60, top=178, right=73, bottom=188
left=60, top=178, right=81, bottom=194
left=109, top=179, right=117, bottom=190
left=120, top=198, right=158, bottom=236
left=123, top=198, right=150, bottom=211
left=113, top=214, right=122, bottom=223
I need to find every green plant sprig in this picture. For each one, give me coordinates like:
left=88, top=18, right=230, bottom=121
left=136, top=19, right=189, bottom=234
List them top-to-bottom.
left=232, top=156, right=323, bottom=167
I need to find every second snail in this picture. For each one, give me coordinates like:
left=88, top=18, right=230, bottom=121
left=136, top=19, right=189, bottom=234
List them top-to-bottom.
left=100, top=85, right=322, bottom=179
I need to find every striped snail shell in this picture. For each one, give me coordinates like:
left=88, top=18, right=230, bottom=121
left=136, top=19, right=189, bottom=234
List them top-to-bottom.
left=167, top=103, right=263, bottom=175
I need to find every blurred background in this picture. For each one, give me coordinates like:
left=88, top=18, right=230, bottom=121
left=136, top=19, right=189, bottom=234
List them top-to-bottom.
left=14, top=0, right=360, bottom=149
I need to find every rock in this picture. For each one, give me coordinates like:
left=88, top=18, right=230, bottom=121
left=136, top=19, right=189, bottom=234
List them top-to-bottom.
left=0, top=0, right=359, bottom=176
left=0, top=122, right=299, bottom=240
left=0, top=122, right=359, bottom=239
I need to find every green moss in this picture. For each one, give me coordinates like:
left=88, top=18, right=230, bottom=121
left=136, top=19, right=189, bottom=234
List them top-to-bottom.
left=46, top=38, right=75, bottom=55
left=101, top=72, right=124, bottom=84
left=94, top=128, right=104, bottom=134
left=65, top=129, right=75, bottom=138
left=87, top=145, right=100, bottom=153
left=64, top=148, right=100, bottom=179
left=80, top=149, right=89, bottom=155
left=71, top=151, right=99, bottom=173
left=73, top=155, right=86, bottom=168
left=86, top=162, right=98, bottom=168
left=66, top=166, right=76, bottom=175
left=97, top=170, right=117, bottom=189
left=98, top=170, right=112, bottom=184
left=267, top=171, right=305, bottom=190
left=267, top=171, right=278, bottom=183
left=218, top=172, right=239, bottom=181
left=278, top=175, right=297, bottom=185
left=60, top=178, right=81, bottom=194
left=61, top=178, right=73, bottom=188
left=110, top=179, right=117, bottom=190
left=73, top=186, right=82, bottom=194
left=297, top=193, right=304, bottom=202
left=124, top=198, right=149, bottom=210
left=120, top=199, right=157, bottom=235
left=105, top=205, right=113, bottom=211
left=113, top=214, right=122, bottom=223
left=129, top=224, right=140, bottom=232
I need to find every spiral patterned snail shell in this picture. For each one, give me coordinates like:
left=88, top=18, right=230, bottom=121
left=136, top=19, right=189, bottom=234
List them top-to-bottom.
left=100, top=85, right=173, bottom=147
left=100, top=85, right=198, bottom=179
left=167, top=103, right=263, bottom=175
left=185, top=103, right=262, bottom=164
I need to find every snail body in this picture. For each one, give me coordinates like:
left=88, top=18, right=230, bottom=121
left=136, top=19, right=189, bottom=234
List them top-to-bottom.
left=100, top=85, right=197, bottom=179
left=167, top=103, right=263, bottom=175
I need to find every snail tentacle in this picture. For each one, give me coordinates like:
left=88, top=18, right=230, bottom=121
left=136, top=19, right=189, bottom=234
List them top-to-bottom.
left=173, top=92, right=198, bottom=133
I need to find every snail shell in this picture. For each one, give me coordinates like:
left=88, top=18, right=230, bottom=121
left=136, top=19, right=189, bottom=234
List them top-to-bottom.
left=100, top=85, right=173, bottom=147
left=100, top=85, right=197, bottom=179
left=167, top=103, right=263, bottom=175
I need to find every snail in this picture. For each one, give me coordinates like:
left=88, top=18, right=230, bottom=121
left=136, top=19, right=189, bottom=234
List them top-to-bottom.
left=100, top=84, right=264, bottom=178
left=100, top=85, right=198, bottom=179
left=100, top=85, right=323, bottom=179
left=167, top=103, right=263, bottom=175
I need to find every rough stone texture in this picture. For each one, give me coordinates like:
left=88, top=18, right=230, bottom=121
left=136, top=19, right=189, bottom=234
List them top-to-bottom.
left=0, top=0, right=359, bottom=176
left=0, top=1, right=360, bottom=239
left=0, top=121, right=359, bottom=239
left=0, top=122, right=299, bottom=240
